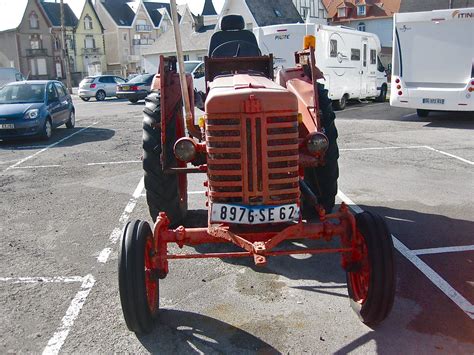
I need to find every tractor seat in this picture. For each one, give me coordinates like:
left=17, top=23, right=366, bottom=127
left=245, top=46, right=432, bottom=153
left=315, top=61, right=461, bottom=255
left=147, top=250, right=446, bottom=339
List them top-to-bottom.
left=208, top=15, right=261, bottom=58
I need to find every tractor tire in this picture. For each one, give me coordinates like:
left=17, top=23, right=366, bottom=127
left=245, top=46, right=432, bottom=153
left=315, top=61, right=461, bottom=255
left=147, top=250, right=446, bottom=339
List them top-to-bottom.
left=304, top=84, right=339, bottom=214
left=142, top=92, right=187, bottom=226
left=346, top=211, right=395, bottom=326
left=118, top=220, right=159, bottom=334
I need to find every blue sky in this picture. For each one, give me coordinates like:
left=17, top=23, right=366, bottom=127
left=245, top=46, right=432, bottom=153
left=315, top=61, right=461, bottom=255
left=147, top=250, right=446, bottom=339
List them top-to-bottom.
left=0, top=0, right=225, bottom=31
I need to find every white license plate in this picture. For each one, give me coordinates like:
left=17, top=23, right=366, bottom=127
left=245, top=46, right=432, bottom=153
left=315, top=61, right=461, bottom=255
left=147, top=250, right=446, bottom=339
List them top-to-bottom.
left=422, top=98, right=445, bottom=104
left=0, top=124, right=14, bottom=129
left=211, top=203, right=299, bottom=224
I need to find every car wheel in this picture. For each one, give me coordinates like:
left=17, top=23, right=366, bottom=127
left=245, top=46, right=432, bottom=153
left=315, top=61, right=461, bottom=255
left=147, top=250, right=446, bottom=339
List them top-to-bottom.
left=376, top=85, right=387, bottom=102
left=95, top=90, right=106, bottom=101
left=333, top=94, right=347, bottom=111
left=80, top=97, right=91, bottom=102
left=129, top=98, right=139, bottom=104
left=66, top=110, right=75, bottom=129
left=40, top=118, right=52, bottom=140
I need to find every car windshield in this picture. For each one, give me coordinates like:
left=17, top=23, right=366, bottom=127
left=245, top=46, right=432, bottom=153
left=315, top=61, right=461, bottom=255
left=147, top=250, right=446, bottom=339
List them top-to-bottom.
left=184, top=62, right=200, bottom=73
left=127, top=74, right=153, bottom=84
left=0, top=83, right=45, bottom=104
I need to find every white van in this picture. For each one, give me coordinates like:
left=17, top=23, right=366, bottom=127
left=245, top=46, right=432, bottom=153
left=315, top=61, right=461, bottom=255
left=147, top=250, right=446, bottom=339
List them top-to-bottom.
left=390, top=8, right=474, bottom=117
left=254, top=23, right=388, bottom=110
left=0, top=68, right=25, bottom=88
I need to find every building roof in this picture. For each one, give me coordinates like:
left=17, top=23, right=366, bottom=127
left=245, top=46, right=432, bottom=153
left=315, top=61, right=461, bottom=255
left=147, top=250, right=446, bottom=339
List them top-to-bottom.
left=101, top=0, right=136, bottom=26
left=202, top=0, right=218, bottom=16
left=245, top=0, right=303, bottom=27
left=323, top=0, right=400, bottom=21
left=399, top=0, right=474, bottom=12
left=40, top=1, right=78, bottom=27
left=143, top=1, right=183, bottom=27
left=142, top=22, right=214, bottom=56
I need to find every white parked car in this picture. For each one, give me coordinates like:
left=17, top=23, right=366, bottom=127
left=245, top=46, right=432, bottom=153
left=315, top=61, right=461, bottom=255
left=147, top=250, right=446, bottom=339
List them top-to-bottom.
left=78, top=75, right=126, bottom=101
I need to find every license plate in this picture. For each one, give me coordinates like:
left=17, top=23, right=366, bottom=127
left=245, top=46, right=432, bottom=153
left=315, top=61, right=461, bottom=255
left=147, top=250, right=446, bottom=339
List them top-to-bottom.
left=121, top=86, right=129, bottom=91
left=422, top=98, right=445, bottom=104
left=0, top=124, right=14, bottom=129
left=211, top=203, right=299, bottom=224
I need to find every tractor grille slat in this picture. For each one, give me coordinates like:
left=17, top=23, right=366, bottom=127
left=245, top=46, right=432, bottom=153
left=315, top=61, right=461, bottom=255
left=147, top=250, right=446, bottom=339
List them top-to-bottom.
left=206, top=113, right=299, bottom=205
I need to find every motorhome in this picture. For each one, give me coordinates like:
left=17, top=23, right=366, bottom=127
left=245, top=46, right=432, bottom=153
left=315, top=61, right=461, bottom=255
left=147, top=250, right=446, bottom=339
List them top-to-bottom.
left=391, top=8, right=474, bottom=117
left=254, top=23, right=388, bottom=110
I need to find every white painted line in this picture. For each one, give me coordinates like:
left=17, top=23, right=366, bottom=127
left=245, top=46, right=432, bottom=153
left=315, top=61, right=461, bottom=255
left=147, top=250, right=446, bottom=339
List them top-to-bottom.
left=338, top=102, right=386, bottom=113
left=3, top=122, right=98, bottom=173
left=0, top=145, right=48, bottom=150
left=340, top=145, right=425, bottom=152
left=423, top=146, right=473, bottom=166
left=86, top=160, right=141, bottom=166
left=12, top=164, right=62, bottom=170
left=97, top=177, right=145, bottom=264
left=189, top=190, right=206, bottom=195
left=337, top=190, right=474, bottom=320
left=392, top=237, right=474, bottom=320
left=412, top=244, right=474, bottom=256
left=42, top=274, right=96, bottom=355
left=0, top=276, right=84, bottom=284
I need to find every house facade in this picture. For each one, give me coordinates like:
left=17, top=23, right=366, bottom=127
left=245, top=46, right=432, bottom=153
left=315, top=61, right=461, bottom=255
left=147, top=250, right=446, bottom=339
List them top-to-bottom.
left=0, top=0, right=56, bottom=79
left=74, top=0, right=107, bottom=78
left=94, top=0, right=178, bottom=76
left=292, top=0, right=328, bottom=24
left=323, top=0, right=401, bottom=65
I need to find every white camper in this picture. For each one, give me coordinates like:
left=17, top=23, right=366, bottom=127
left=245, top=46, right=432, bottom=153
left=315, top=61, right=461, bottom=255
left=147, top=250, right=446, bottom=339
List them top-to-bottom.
left=391, top=8, right=474, bottom=117
left=254, top=23, right=388, bottom=110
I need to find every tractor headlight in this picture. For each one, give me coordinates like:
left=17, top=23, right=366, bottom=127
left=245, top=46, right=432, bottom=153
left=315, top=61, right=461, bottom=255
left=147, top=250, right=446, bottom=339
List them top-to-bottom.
left=24, top=109, right=39, bottom=120
left=306, top=132, right=329, bottom=155
left=174, top=137, right=197, bottom=162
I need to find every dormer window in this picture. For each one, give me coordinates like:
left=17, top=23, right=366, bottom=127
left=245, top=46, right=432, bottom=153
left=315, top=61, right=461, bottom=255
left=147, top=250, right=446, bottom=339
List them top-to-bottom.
left=357, top=5, right=366, bottom=16
left=337, top=7, right=346, bottom=18
left=29, top=12, right=39, bottom=29
left=84, top=15, right=93, bottom=30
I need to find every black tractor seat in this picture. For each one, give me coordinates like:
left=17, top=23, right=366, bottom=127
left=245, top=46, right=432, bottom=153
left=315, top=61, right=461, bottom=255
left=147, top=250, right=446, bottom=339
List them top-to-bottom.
left=208, top=15, right=261, bottom=58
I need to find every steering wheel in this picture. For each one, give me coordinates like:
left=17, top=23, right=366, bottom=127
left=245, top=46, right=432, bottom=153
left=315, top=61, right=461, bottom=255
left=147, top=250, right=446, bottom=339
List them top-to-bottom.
left=211, top=40, right=262, bottom=58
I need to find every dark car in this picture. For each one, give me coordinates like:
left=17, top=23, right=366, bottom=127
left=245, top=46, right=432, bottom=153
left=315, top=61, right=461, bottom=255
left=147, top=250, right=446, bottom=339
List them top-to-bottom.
left=116, top=74, right=155, bottom=103
left=0, top=80, right=75, bottom=141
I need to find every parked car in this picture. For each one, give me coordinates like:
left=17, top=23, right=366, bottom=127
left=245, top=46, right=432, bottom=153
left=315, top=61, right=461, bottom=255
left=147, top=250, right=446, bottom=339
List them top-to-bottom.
left=184, top=61, right=206, bottom=93
left=0, top=68, right=25, bottom=88
left=116, top=74, right=155, bottom=103
left=78, top=75, right=126, bottom=101
left=0, top=80, right=75, bottom=141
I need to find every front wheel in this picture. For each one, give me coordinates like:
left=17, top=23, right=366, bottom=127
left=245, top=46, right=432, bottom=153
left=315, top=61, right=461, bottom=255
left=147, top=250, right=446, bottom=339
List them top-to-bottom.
left=333, top=94, right=347, bottom=111
left=40, top=118, right=52, bottom=140
left=346, top=211, right=395, bottom=325
left=118, top=220, right=159, bottom=334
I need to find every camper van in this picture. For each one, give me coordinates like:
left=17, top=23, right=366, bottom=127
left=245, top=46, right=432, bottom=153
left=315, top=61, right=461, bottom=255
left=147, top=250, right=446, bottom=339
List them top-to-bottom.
left=391, top=8, right=474, bottom=117
left=254, top=24, right=388, bottom=110
left=0, top=68, right=25, bottom=88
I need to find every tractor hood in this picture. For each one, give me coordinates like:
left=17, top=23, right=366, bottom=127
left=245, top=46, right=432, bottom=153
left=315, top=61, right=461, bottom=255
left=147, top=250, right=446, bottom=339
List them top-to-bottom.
left=205, top=74, right=298, bottom=114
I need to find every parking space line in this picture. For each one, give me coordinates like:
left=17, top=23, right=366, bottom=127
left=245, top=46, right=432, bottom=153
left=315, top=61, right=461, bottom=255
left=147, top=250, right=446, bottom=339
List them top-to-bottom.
left=2, top=122, right=99, bottom=173
left=340, top=145, right=426, bottom=152
left=423, top=146, right=473, bottom=166
left=86, top=160, right=141, bottom=166
left=12, top=164, right=62, bottom=169
left=97, top=177, right=144, bottom=263
left=337, top=190, right=474, bottom=320
left=412, top=245, right=474, bottom=255
left=42, top=274, right=96, bottom=355
left=0, top=276, right=84, bottom=284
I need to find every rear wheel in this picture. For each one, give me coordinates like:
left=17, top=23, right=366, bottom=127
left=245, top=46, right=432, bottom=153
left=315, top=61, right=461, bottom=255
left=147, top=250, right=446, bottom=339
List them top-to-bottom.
left=304, top=84, right=339, bottom=214
left=376, top=85, right=387, bottom=102
left=95, top=90, right=106, bottom=101
left=143, top=92, right=187, bottom=226
left=333, top=94, right=347, bottom=111
left=80, top=97, right=90, bottom=102
left=129, top=98, right=139, bottom=104
left=417, top=109, right=429, bottom=117
left=346, top=211, right=395, bottom=325
left=118, top=220, right=159, bottom=334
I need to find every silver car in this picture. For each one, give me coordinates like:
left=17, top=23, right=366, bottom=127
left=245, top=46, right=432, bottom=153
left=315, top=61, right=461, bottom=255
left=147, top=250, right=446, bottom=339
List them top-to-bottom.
left=78, top=75, right=126, bottom=101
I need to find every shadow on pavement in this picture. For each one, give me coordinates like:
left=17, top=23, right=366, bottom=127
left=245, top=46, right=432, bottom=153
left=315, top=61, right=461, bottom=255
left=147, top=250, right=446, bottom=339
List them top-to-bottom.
left=0, top=126, right=115, bottom=149
left=138, top=309, right=278, bottom=354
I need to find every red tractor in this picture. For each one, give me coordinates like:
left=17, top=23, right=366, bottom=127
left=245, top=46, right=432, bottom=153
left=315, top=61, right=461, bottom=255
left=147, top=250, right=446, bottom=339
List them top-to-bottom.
left=118, top=14, right=395, bottom=334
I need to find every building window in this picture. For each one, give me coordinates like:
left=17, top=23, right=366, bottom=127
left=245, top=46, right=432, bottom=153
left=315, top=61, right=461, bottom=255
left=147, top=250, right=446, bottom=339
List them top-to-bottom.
left=357, top=5, right=366, bottom=16
left=300, top=7, right=309, bottom=19
left=337, top=7, right=346, bottom=18
left=29, top=12, right=39, bottom=29
left=84, top=15, right=93, bottom=30
left=358, top=22, right=366, bottom=32
left=123, top=33, right=127, bottom=41
left=30, top=35, right=41, bottom=49
left=85, top=35, right=95, bottom=49
left=330, top=39, right=337, bottom=58
left=351, top=48, right=360, bottom=61
left=183, top=54, right=189, bottom=61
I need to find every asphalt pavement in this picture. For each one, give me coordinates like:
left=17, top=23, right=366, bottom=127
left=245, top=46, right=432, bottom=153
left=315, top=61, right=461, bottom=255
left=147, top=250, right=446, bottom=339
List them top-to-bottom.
left=1, top=97, right=473, bottom=353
